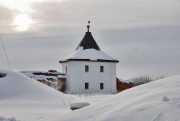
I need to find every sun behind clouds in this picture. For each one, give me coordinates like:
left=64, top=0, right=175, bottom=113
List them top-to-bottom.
left=0, top=0, right=64, bottom=32
left=0, top=0, right=35, bottom=32
left=12, top=14, right=34, bottom=32
left=13, top=14, right=34, bottom=32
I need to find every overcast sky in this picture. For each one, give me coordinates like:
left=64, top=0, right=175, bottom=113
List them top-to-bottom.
left=0, top=0, right=180, bottom=79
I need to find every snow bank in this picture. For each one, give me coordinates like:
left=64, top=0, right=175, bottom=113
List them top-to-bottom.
left=62, top=47, right=117, bottom=61
left=0, top=69, right=70, bottom=121
left=0, top=69, right=64, bottom=100
left=1, top=69, right=180, bottom=121
left=58, top=75, right=180, bottom=121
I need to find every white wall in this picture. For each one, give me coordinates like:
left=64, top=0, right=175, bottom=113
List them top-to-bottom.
left=61, top=61, right=117, bottom=94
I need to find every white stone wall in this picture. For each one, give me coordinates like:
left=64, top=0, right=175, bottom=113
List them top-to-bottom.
left=61, top=61, right=117, bottom=94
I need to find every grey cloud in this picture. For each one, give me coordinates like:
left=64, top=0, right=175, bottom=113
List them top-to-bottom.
left=1, top=0, right=180, bottom=79
left=30, top=0, right=180, bottom=31
left=0, top=5, right=14, bottom=32
left=96, top=25, right=180, bottom=45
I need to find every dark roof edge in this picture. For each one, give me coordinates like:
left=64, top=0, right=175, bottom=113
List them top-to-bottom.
left=59, top=59, right=119, bottom=63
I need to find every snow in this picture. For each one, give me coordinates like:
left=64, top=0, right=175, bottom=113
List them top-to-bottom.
left=61, top=47, right=117, bottom=61
left=0, top=69, right=71, bottom=121
left=1, top=69, right=180, bottom=121
left=57, top=75, right=180, bottom=121
left=123, top=78, right=134, bottom=83
left=67, top=94, right=113, bottom=105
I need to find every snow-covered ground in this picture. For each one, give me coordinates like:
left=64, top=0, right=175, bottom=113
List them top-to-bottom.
left=0, top=69, right=71, bottom=121
left=1, top=69, right=180, bottom=121
left=58, top=75, right=180, bottom=121
left=67, top=94, right=113, bottom=105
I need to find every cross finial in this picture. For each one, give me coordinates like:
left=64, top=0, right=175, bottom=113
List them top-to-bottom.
left=87, top=21, right=90, bottom=32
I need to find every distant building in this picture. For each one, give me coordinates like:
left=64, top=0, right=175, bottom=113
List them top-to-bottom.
left=59, top=22, right=119, bottom=94
left=21, top=71, right=66, bottom=91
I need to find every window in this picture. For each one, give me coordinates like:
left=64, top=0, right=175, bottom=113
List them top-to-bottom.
left=85, top=65, right=89, bottom=72
left=65, top=66, right=67, bottom=73
left=100, top=66, right=104, bottom=72
left=85, top=83, right=89, bottom=89
left=100, top=83, right=104, bottom=90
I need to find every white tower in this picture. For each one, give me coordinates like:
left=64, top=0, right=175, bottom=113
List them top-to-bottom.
left=59, top=22, right=119, bottom=94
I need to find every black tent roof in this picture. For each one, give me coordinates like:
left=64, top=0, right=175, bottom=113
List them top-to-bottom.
left=76, top=32, right=101, bottom=51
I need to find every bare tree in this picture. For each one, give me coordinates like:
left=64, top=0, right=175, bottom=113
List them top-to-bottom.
left=133, top=75, right=165, bottom=86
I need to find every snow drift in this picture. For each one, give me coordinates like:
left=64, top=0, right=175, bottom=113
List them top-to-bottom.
left=0, top=69, right=70, bottom=121
left=0, top=69, right=67, bottom=101
left=1, top=69, right=180, bottom=121
left=59, top=75, right=180, bottom=121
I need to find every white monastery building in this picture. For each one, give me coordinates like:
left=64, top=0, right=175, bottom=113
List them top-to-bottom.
left=59, top=22, right=119, bottom=94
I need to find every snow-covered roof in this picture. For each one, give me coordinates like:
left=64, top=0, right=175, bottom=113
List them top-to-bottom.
left=60, top=29, right=119, bottom=63
left=60, top=47, right=119, bottom=63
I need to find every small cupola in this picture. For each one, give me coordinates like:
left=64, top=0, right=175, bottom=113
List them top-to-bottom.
left=76, top=21, right=100, bottom=51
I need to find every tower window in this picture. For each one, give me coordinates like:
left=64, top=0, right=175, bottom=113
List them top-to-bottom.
left=85, top=65, right=89, bottom=72
left=65, top=66, right=67, bottom=73
left=100, top=66, right=104, bottom=72
left=85, top=83, right=89, bottom=89
left=100, top=83, right=104, bottom=90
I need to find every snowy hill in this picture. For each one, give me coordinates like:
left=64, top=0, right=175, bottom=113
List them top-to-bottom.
left=0, top=69, right=70, bottom=121
left=1, top=69, right=180, bottom=121
left=58, top=75, right=180, bottom=121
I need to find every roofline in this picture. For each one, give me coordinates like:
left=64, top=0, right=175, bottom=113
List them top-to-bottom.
left=59, top=59, right=119, bottom=63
